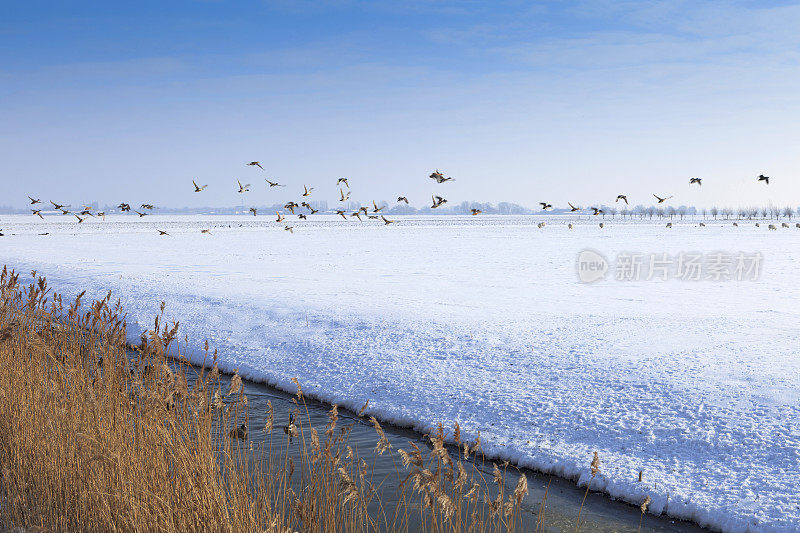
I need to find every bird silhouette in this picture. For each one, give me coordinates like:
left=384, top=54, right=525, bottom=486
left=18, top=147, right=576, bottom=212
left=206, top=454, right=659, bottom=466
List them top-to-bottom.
left=247, top=161, right=264, bottom=170
left=429, top=170, right=454, bottom=183
left=757, top=174, right=770, bottom=184
left=337, top=177, right=349, bottom=188
left=690, top=178, right=702, bottom=186
left=265, top=179, right=285, bottom=187
left=193, top=180, right=207, bottom=192
left=237, top=180, right=251, bottom=193
left=302, top=185, right=314, bottom=197
left=340, top=189, right=351, bottom=202
left=653, top=194, right=673, bottom=204
left=431, top=195, right=447, bottom=208
left=616, top=195, right=628, bottom=205
left=28, top=196, right=41, bottom=205
left=397, top=196, right=409, bottom=204
left=50, top=201, right=68, bottom=210
left=372, top=201, right=383, bottom=213
left=284, top=202, right=298, bottom=214
left=539, top=202, right=552, bottom=210
left=568, top=202, right=580, bottom=212
left=117, top=203, right=131, bottom=212
left=141, top=204, right=154, bottom=210
left=249, top=207, right=257, bottom=216
left=309, top=207, right=319, bottom=214
left=590, top=207, right=603, bottom=216
left=470, top=208, right=482, bottom=215
left=31, top=209, right=44, bottom=219
left=134, top=210, right=148, bottom=217
left=336, top=210, right=347, bottom=220
left=97, top=212, right=106, bottom=220
left=275, top=212, right=285, bottom=222
left=351, top=212, right=362, bottom=221
left=74, top=214, right=85, bottom=224
left=298, top=214, right=307, bottom=220
left=381, top=216, right=394, bottom=225
left=284, top=225, right=294, bottom=233
left=158, top=229, right=169, bottom=236
left=201, top=229, right=212, bottom=234
left=283, top=413, right=297, bottom=442
left=229, top=423, right=248, bottom=440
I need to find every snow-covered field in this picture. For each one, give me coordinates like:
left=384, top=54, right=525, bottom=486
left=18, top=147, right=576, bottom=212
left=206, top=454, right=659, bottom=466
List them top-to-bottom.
left=1, top=214, right=798, bottom=532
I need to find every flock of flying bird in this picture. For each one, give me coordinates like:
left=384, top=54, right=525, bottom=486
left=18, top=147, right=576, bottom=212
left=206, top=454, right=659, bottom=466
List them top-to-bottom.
left=25, top=164, right=462, bottom=235
left=213, top=164, right=458, bottom=233
left=24, top=168, right=777, bottom=235
left=538, top=175, right=771, bottom=215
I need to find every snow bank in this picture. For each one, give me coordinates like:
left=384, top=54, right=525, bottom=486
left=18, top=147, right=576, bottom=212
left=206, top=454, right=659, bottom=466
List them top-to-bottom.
left=2, top=214, right=799, bottom=532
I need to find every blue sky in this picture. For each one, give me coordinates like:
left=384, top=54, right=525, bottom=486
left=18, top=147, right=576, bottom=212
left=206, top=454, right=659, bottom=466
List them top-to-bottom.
left=2, top=1, right=800, bottom=209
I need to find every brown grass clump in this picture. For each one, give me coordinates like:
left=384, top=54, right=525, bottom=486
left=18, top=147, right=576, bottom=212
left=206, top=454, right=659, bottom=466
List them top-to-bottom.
left=0, top=267, right=534, bottom=532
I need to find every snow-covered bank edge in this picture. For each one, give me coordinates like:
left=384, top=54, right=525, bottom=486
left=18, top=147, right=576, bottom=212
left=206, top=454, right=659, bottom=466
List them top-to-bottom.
left=10, top=264, right=771, bottom=533
left=124, top=321, right=727, bottom=531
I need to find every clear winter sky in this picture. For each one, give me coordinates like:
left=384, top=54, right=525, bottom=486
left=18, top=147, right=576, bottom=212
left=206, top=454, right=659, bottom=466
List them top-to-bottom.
left=2, top=1, right=800, bottom=210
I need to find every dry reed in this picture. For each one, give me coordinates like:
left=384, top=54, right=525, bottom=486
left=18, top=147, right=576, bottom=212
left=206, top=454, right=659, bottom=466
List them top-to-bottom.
left=0, top=267, right=538, bottom=532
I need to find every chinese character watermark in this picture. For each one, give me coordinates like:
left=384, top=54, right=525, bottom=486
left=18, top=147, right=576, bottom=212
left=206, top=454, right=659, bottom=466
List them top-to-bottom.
left=577, top=250, right=763, bottom=283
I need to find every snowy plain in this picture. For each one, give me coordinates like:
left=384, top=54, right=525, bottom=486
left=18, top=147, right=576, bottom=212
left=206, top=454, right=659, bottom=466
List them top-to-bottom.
left=1, top=213, right=799, bottom=532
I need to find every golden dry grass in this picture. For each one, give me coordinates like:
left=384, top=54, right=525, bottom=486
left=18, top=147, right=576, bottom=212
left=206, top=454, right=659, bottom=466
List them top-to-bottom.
left=0, top=267, right=541, bottom=532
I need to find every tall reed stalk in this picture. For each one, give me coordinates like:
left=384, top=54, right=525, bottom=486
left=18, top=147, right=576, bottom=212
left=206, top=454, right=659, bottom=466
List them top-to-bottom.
left=0, top=267, right=539, bottom=532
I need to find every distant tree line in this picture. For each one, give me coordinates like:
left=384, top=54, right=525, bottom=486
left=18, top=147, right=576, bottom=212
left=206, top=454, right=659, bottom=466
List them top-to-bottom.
left=2, top=201, right=799, bottom=219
